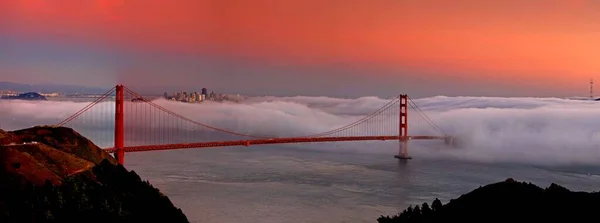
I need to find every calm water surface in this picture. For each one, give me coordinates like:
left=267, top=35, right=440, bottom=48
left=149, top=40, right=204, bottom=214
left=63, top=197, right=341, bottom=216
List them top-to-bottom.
left=124, top=143, right=600, bottom=223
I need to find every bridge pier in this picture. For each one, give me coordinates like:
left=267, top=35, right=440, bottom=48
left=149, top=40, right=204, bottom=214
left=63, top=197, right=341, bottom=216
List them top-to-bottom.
left=394, top=94, right=412, bottom=160
left=394, top=139, right=412, bottom=159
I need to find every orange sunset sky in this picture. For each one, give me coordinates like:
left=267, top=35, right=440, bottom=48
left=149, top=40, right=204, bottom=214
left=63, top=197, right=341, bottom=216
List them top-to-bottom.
left=1, top=0, right=599, bottom=97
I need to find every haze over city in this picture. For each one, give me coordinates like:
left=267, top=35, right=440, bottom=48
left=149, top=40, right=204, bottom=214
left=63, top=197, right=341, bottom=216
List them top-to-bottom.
left=2, top=1, right=599, bottom=97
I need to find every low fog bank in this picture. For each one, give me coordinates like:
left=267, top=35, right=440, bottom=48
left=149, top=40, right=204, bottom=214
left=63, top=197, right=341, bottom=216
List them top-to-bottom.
left=1, top=95, right=599, bottom=166
left=412, top=96, right=600, bottom=166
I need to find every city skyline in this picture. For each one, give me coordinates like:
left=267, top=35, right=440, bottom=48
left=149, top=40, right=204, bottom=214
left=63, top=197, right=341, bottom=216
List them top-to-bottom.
left=1, top=1, right=599, bottom=98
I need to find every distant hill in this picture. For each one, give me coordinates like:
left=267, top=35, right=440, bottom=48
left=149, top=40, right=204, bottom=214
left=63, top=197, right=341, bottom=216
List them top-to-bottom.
left=0, top=82, right=109, bottom=93
left=1, top=92, right=48, bottom=100
left=565, top=96, right=600, bottom=101
left=0, top=126, right=189, bottom=222
left=378, top=178, right=600, bottom=222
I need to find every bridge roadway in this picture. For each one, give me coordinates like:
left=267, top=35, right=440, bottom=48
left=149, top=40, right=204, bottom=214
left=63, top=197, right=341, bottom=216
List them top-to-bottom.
left=103, top=135, right=447, bottom=153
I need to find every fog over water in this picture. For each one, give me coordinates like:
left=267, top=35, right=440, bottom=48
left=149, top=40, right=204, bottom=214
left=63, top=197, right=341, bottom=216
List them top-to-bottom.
left=1, top=95, right=600, bottom=222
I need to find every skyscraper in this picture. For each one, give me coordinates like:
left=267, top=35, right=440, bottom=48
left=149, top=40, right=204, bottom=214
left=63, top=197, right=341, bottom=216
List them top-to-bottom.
left=202, top=88, right=207, bottom=96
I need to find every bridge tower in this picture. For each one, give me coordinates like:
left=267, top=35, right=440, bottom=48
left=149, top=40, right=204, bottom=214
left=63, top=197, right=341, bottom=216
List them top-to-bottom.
left=591, top=79, right=594, bottom=99
left=114, top=85, right=125, bottom=165
left=395, top=94, right=412, bottom=160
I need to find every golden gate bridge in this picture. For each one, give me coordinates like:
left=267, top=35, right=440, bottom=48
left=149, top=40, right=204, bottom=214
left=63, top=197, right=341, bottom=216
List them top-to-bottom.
left=55, top=85, right=455, bottom=165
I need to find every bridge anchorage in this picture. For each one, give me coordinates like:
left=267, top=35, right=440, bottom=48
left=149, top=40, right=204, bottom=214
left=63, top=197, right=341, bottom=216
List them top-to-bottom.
left=56, top=84, right=455, bottom=166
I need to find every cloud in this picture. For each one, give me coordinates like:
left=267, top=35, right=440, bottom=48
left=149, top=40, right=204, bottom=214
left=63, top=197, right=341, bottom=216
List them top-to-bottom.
left=1, top=95, right=599, bottom=167
left=245, top=96, right=400, bottom=116
left=410, top=96, right=600, bottom=166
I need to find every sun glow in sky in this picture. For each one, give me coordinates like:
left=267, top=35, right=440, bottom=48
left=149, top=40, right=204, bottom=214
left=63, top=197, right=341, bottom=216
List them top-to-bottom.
left=1, top=0, right=599, bottom=97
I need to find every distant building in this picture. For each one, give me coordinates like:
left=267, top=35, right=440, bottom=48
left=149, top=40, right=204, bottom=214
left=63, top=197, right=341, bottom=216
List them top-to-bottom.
left=160, top=88, right=242, bottom=103
left=40, top=93, right=59, bottom=97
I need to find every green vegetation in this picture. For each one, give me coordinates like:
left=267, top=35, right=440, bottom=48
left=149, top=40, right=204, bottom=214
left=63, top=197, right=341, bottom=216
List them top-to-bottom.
left=378, top=178, right=600, bottom=222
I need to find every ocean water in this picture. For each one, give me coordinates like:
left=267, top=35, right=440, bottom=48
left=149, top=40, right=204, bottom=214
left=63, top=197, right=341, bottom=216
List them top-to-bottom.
left=124, top=143, right=600, bottom=223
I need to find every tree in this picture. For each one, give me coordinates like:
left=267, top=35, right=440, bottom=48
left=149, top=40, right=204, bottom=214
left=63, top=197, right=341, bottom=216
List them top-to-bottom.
left=432, top=198, right=442, bottom=212
left=422, top=202, right=433, bottom=216
left=406, top=205, right=413, bottom=215
left=413, top=205, right=422, bottom=219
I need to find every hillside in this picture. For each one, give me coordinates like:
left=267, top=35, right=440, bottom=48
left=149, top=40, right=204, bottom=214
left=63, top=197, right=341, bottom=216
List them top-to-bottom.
left=0, top=126, right=189, bottom=223
left=10, top=126, right=117, bottom=165
left=0, top=129, right=16, bottom=144
left=3, top=143, right=92, bottom=185
left=378, top=178, right=600, bottom=222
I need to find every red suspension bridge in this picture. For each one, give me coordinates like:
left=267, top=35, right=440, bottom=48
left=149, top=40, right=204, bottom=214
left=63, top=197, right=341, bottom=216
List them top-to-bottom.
left=55, top=85, right=455, bottom=165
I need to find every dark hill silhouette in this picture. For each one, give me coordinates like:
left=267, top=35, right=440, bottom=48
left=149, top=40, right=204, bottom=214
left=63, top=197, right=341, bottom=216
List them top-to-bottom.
left=0, top=126, right=189, bottom=223
left=378, top=178, right=600, bottom=223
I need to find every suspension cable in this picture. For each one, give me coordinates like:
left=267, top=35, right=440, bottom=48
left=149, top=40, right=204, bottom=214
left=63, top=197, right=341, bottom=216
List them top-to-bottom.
left=56, top=86, right=116, bottom=126
left=407, top=96, right=445, bottom=135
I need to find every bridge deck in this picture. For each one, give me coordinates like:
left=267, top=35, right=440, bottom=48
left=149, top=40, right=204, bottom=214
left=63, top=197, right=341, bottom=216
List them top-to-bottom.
left=103, top=135, right=447, bottom=153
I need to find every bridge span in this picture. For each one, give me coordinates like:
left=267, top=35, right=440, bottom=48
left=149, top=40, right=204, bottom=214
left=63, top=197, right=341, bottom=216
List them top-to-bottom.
left=56, top=85, right=453, bottom=165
